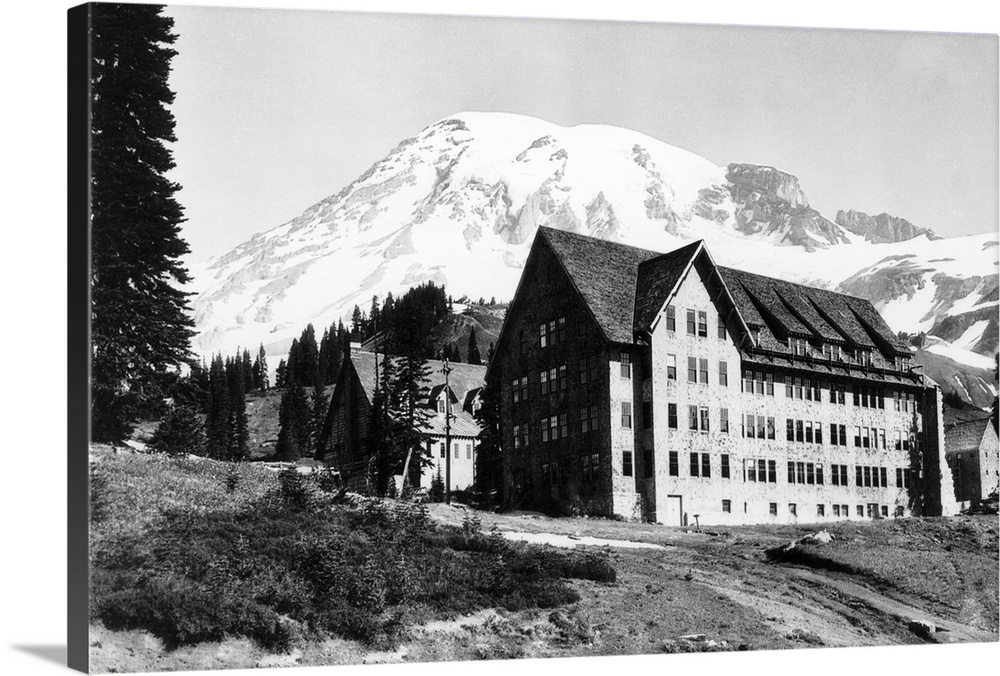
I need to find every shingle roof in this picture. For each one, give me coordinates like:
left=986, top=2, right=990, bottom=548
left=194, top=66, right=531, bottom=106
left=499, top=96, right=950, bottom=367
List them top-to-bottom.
left=536, top=227, right=912, bottom=365
left=539, top=227, right=662, bottom=344
left=633, top=241, right=703, bottom=332
left=349, top=350, right=486, bottom=405
left=945, top=417, right=994, bottom=454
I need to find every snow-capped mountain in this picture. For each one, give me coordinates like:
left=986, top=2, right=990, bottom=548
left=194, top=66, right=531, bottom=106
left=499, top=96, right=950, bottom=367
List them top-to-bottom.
left=190, top=111, right=998, bottom=403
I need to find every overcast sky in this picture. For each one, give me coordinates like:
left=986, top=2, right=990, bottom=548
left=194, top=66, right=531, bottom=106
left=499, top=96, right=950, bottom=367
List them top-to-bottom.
left=162, top=2, right=999, bottom=265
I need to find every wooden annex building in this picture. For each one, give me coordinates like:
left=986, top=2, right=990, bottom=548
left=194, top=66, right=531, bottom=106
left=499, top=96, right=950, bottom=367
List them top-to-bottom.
left=488, top=227, right=955, bottom=525
left=318, top=348, right=486, bottom=493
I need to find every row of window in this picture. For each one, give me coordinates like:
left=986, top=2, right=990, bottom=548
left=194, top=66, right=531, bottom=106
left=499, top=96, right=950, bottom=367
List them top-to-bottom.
left=662, top=306, right=728, bottom=340
left=737, top=370, right=920, bottom=413
left=433, top=441, right=475, bottom=459
left=662, top=451, right=915, bottom=489
left=721, top=501, right=897, bottom=519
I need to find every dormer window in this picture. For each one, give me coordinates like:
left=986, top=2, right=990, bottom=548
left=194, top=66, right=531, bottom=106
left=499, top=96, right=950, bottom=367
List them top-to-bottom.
left=789, top=336, right=809, bottom=356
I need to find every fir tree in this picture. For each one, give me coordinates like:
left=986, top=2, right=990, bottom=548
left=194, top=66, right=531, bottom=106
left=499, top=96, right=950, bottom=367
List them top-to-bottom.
left=90, top=4, right=195, bottom=441
left=370, top=295, right=381, bottom=338
left=351, top=305, right=363, bottom=335
left=298, top=324, right=319, bottom=387
left=317, top=327, right=331, bottom=386
left=467, top=328, right=482, bottom=365
left=252, top=343, right=269, bottom=391
left=241, top=349, right=253, bottom=394
left=205, top=355, right=231, bottom=459
left=226, top=357, right=249, bottom=461
left=274, top=359, right=287, bottom=389
left=275, top=376, right=310, bottom=462
left=474, top=378, right=503, bottom=506
left=310, top=385, right=329, bottom=458
left=148, top=404, right=205, bottom=456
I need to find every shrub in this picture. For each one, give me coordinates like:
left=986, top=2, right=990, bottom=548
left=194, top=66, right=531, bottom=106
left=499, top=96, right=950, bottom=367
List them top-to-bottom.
left=92, top=463, right=618, bottom=653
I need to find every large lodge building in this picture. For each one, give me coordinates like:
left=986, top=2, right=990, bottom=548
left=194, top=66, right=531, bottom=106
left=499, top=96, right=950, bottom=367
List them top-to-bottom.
left=489, top=227, right=955, bottom=525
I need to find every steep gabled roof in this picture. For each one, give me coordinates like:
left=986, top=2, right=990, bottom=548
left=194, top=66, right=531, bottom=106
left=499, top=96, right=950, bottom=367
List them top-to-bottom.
left=539, top=227, right=661, bottom=344
left=632, top=241, right=704, bottom=332
left=346, top=350, right=486, bottom=438
left=348, top=351, right=486, bottom=405
left=945, top=417, right=995, bottom=454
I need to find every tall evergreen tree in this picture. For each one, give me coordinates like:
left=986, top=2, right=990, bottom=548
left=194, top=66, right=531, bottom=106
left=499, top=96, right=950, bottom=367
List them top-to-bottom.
left=90, top=4, right=195, bottom=441
left=299, top=324, right=319, bottom=387
left=317, top=327, right=331, bottom=386
left=467, top=328, right=482, bottom=365
left=252, top=343, right=269, bottom=391
left=241, top=349, right=253, bottom=394
left=205, top=355, right=231, bottom=459
left=226, top=357, right=249, bottom=460
left=274, top=359, right=287, bottom=389
left=275, top=375, right=310, bottom=462
left=473, top=378, right=503, bottom=506
left=310, top=385, right=329, bottom=458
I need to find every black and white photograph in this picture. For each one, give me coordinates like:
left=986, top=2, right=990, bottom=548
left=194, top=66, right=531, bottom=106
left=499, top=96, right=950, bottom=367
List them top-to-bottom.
left=13, top=1, right=1000, bottom=675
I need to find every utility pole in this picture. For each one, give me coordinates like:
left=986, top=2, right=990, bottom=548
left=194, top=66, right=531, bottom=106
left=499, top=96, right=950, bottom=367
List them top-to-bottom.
left=443, top=356, right=452, bottom=504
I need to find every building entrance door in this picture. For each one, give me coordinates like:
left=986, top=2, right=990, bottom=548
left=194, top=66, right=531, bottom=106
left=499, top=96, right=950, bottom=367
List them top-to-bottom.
left=664, top=495, right=683, bottom=527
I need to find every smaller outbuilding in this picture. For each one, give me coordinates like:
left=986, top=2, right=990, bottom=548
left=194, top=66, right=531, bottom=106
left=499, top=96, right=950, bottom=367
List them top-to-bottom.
left=318, top=348, right=486, bottom=494
left=945, top=417, right=1000, bottom=509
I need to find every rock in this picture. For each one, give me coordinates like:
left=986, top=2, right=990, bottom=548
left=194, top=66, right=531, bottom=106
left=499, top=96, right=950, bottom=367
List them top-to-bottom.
left=801, top=530, right=833, bottom=544
left=908, top=620, right=937, bottom=639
